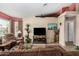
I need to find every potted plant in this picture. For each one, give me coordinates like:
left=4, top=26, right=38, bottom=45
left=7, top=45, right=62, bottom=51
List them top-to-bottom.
left=25, top=24, right=32, bottom=49
left=76, top=46, right=79, bottom=50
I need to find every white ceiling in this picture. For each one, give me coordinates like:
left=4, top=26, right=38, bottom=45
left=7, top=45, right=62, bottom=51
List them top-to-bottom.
left=0, top=3, right=72, bottom=18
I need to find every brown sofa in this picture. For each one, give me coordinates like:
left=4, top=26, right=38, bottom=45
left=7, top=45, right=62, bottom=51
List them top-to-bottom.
left=0, top=33, right=17, bottom=51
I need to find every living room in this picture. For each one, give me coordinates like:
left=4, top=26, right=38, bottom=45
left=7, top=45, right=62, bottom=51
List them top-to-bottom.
left=0, top=3, right=79, bottom=56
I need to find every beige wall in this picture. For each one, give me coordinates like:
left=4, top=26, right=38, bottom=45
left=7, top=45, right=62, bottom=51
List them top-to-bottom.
left=58, top=14, right=65, bottom=46
left=76, top=15, right=79, bottom=46
left=23, top=17, right=57, bottom=43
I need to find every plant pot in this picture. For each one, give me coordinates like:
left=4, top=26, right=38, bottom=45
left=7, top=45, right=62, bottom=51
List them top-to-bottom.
left=24, top=43, right=32, bottom=49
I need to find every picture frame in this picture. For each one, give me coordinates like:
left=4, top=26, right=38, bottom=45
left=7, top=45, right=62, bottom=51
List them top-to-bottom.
left=48, top=23, right=57, bottom=30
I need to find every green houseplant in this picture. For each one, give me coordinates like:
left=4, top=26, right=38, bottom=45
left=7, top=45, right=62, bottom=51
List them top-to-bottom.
left=25, top=24, right=31, bottom=49
left=76, top=46, right=79, bottom=50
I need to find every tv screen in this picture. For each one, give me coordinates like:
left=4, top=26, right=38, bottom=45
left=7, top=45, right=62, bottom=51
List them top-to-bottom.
left=34, top=28, right=46, bottom=35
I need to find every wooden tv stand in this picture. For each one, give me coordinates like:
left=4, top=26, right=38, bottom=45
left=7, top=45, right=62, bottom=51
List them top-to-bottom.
left=33, top=35, right=46, bottom=44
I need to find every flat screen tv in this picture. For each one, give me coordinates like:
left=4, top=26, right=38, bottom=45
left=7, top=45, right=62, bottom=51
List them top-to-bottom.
left=34, top=28, right=46, bottom=35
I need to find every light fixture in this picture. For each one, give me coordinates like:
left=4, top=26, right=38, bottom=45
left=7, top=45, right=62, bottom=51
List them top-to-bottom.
left=43, top=3, right=47, bottom=6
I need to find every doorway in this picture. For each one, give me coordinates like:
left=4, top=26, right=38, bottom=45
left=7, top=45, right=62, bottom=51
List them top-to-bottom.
left=65, top=16, right=75, bottom=45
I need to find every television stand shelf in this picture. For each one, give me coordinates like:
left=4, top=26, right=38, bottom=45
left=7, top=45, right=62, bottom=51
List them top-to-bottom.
left=33, top=35, right=46, bottom=44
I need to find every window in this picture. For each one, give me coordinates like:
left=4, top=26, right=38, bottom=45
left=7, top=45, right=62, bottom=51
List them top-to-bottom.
left=0, top=19, right=10, bottom=37
left=48, top=23, right=57, bottom=30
